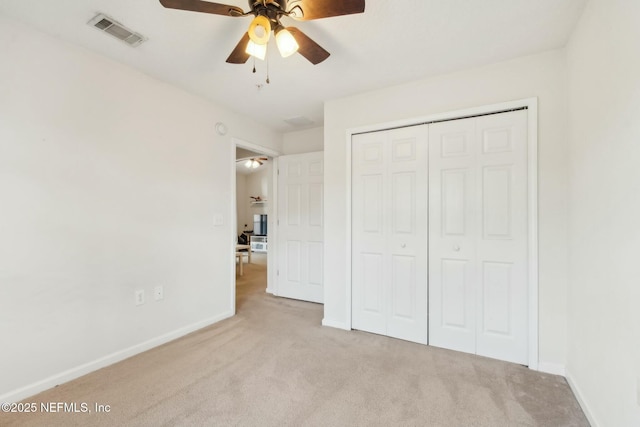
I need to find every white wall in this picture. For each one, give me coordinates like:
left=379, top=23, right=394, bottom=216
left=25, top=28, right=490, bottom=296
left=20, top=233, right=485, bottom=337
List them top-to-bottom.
left=566, top=1, right=640, bottom=425
left=0, top=16, right=281, bottom=401
left=323, top=50, right=570, bottom=370
left=282, top=127, right=324, bottom=155
left=246, top=163, right=271, bottom=209
left=236, top=173, right=248, bottom=235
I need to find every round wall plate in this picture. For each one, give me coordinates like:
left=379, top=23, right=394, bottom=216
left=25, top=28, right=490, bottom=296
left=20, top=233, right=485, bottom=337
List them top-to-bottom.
left=215, top=122, right=228, bottom=135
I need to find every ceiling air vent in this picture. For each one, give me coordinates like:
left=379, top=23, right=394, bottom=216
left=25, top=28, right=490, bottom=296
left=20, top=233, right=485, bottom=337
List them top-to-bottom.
left=88, top=13, right=146, bottom=47
left=284, top=116, right=314, bottom=128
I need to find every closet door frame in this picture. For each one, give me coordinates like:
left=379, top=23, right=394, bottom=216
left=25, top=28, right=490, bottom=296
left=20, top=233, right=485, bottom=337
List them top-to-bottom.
left=344, top=98, right=539, bottom=370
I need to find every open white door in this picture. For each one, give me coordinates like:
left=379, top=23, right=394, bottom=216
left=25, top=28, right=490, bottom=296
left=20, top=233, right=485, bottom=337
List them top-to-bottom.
left=276, top=152, right=324, bottom=303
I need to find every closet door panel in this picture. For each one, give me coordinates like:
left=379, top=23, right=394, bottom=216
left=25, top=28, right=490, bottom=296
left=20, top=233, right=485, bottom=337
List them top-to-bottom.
left=429, top=110, right=529, bottom=365
left=475, top=110, right=528, bottom=365
left=428, top=119, right=476, bottom=354
left=352, top=126, right=428, bottom=344
left=386, top=127, right=428, bottom=344
left=352, top=132, right=389, bottom=335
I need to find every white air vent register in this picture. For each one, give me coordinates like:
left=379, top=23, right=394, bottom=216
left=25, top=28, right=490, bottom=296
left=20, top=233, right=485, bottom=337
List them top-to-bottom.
left=88, top=14, right=146, bottom=47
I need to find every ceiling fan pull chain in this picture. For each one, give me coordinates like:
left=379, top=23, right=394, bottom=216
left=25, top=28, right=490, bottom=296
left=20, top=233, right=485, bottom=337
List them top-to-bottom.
left=266, top=53, right=270, bottom=84
left=252, top=57, right=256, bottom=74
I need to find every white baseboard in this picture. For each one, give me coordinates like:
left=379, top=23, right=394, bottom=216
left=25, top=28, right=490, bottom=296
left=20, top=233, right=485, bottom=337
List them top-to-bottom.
left=265, top=287, right=275, bottom=295
left=0, top=311, right=234, bottom=403
left=321, top=318, right=350, bottom=330
left=537, top=361, right=566, bottom=376
left=566, top=368, right=601, bottom=427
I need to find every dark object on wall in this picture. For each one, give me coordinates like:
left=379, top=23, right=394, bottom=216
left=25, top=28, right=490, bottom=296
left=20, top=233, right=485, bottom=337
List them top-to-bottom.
left=253, top=214, right=267, bottom=236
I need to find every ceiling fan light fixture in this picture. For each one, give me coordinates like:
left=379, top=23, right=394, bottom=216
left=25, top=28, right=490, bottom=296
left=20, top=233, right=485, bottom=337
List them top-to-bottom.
left=161, top=0, right=367, bottom=66
left=248, top=15, right=271, bottom=45
left=275, top=27, right=299, bottom=58
left=245, top=39, right=267, bottom=60
left=244, top=158, right=262, bottom=169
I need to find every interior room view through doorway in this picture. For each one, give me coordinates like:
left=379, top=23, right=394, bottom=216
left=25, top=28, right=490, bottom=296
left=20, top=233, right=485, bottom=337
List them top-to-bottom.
left=234, top=143, right=274, bottom=307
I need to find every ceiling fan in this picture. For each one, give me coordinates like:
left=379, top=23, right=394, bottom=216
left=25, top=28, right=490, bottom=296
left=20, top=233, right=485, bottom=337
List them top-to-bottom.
left=159, top=0, right=365, bottom=65
left=237, top=157, right=268, bottom=168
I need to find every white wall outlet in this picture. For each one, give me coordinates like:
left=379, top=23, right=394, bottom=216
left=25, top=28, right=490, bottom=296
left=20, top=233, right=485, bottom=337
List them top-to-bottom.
left=213, top=214, right=224, bottom=226
left=154, top=285, right=164, bottom=301
left=135, top=289, right=145, bottom=306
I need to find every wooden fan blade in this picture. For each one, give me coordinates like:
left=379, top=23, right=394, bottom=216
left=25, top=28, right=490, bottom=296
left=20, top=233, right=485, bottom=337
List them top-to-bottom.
left=159, top=0, right=244, bottom=17
left=288, top=0, right=365, bottom=21
left=288, top=27, right=330, bottom=65
left=226, top=32, right=251, bottom=64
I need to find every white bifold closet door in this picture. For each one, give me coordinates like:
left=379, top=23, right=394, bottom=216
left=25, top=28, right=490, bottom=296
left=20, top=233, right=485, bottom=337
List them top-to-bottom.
left=428, top=110, right=529, bottom=365
left=351, top=126, right=428, bottom=344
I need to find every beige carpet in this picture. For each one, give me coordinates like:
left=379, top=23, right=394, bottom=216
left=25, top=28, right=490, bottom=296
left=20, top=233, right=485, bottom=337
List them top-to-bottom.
left=2, top=254, right=588, bottom=426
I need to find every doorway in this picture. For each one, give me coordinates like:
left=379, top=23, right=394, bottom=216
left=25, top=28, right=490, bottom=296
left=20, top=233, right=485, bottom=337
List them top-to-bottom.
left=232, top=138, right=280, bottom=313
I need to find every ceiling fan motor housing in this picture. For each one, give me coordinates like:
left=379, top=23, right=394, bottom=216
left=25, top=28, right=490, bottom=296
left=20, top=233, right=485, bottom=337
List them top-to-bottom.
left=249, top=0, right=287, bottom=11
left=250, top=0, right=288, bottom=27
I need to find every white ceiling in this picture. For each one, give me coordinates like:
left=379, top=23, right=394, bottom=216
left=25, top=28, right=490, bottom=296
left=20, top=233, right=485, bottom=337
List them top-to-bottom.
left=0, top=0, right=586, bottom=133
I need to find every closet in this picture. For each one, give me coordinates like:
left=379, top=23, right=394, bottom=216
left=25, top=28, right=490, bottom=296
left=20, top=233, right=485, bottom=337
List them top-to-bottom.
left=351, top=109, right=529, bottom=365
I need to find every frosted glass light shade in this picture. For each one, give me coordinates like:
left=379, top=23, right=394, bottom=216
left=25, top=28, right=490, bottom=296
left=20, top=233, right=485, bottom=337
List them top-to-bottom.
left=248, top=15, right=271, bottom=45
left=275, top=28, right=299, bottom=58
left=245, top=39, right=267, bottom=60
left=244, top=159, right=261, bottom=169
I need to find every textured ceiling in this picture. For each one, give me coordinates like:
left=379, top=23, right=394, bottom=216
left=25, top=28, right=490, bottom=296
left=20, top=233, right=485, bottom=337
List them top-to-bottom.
left=0, top=0, right=587, bottom=133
